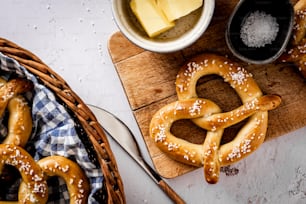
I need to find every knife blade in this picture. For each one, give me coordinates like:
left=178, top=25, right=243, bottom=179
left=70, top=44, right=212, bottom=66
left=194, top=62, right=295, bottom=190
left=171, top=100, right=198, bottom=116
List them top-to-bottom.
left=88, top=105, right=185, bottom=204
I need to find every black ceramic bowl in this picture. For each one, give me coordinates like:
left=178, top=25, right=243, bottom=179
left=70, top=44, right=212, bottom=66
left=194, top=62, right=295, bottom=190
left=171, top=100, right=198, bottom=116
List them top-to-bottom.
left=226, top=0, right=294, bottom=64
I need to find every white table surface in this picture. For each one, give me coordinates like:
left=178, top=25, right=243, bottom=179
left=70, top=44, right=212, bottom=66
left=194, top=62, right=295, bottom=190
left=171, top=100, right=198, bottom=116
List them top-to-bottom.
left=1, top=1, right=306, bottom=203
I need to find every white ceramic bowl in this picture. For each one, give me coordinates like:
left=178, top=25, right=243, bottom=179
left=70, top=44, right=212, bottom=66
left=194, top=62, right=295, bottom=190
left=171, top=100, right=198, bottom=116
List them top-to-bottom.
left=111, top=0, right=215, bottom=53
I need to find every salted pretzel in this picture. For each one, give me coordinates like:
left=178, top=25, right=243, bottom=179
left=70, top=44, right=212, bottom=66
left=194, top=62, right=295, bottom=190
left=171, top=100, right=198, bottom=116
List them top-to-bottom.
left=279, top=0, right=306, bottom=78
left=150, top=54, right=281, bottom=184
left=0, top=78, right=33, bottom=174
left=0, top=78, right=33, bottom=117
left=2, top=95, right=33, bottom=146
left=0, top=144, right=48, bottom=203
left=0, top=146, right=90, bottom=203
left=35, top=156, right=90, bottom=204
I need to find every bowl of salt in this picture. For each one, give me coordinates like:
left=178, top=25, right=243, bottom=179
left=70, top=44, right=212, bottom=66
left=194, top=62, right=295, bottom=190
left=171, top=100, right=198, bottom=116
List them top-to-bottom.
left=226, top=0, right=294, bottom=64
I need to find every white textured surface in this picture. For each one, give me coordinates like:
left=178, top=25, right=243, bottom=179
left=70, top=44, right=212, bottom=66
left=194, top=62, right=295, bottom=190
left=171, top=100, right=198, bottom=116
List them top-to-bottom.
left=1, top=1, right=306, bottom=203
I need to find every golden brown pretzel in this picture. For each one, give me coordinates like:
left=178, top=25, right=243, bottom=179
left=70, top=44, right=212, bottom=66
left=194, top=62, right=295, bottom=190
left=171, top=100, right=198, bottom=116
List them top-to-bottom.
left=279, top=0, right=306, bottom=78
left=150, top=54, right=281, bottom=183
left=0, top=78, right=33, bottom=175
left=0, top=78, right=33, bottom=117
left=2, top=95, right=32, bottom=146
left=0, top=144, right=48, bottom=203
left=0, top=149, right=89, bottom=203
left=20, top=156, right=90, bottom=204
left=39, top=156, right=90, bottom=204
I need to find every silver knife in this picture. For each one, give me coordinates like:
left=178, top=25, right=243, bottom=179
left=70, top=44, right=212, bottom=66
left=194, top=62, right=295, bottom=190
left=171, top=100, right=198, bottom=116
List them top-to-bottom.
left=88, top=105, right=185, bottom=204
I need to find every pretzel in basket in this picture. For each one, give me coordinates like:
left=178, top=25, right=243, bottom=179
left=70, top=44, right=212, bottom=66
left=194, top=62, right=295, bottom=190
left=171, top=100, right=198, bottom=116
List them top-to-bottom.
left=279, top=0, right=306, bottom=78
left=150, top=54, right=281, bottom=184
left=0, top=78, right=33, bottom=174
left=0, top=78, right=33, bottom=117
left=2, top=95, right=33, bottom=147
left=0, top=144, right=48, bottom=203
left=0, top=144, right=90, bottom=203
left=34, top=156, right=90, bottom=204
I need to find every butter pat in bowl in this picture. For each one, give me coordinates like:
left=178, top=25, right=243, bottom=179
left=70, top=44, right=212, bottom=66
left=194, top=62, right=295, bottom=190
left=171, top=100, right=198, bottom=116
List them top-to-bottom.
left=111, top=0, right=215, bottom=53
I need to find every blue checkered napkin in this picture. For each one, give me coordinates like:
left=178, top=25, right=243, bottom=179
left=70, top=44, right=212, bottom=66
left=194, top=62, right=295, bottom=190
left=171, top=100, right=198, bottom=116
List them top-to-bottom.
left=0, top=52, right=103, bottom=204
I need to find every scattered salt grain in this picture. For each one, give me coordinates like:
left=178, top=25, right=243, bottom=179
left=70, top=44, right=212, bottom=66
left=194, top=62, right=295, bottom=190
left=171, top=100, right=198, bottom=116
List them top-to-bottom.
left=240, top=10, right=279, bottom=48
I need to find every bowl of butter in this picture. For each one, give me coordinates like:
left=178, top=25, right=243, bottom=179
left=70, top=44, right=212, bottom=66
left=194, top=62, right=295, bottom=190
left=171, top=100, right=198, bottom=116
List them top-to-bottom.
left=112, top=0, right=215, bottom=53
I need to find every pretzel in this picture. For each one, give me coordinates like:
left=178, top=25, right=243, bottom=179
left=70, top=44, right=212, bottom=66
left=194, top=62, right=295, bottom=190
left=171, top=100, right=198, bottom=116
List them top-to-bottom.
left=279, top=0, right=306, bottom=78
left=150, top=54, right=281, bottom=183
left=0, top=78, right=33, bottom=174
left=0, top=78, right=33, bottom=117
left=2, top=95, right=32, bottom=146
left=0, top=144, right=48, bottom=203
left=0, top=147, right=90, bottom=203
left=34, top=156, right=90, bottom=204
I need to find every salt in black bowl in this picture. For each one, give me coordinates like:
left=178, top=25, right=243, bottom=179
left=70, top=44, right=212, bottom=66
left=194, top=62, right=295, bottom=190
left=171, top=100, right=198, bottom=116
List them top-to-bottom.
left=226, top=0, right=294, bottom=64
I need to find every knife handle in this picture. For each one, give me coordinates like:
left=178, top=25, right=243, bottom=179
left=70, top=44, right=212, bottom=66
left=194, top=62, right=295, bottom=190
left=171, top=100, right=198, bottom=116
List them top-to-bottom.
left=158, top=180, right=185, bottom=204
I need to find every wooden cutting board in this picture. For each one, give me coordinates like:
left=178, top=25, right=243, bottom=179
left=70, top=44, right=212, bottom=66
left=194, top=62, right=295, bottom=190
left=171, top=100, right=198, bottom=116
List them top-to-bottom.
left=107, top=0, right=306, bottom=178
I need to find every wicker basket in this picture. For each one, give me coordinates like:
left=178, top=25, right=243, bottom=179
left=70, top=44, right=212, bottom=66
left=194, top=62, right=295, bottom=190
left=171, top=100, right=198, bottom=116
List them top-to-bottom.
left=0, top=38, right=125, bottom=204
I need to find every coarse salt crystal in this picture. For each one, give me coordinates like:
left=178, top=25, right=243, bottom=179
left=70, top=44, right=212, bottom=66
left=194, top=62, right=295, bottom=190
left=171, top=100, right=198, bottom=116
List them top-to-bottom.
left=240, top=10, right=279, bottom=48
left=189, top=100, right=203, bottom=116
left=155, top=125, right=166, bottom=142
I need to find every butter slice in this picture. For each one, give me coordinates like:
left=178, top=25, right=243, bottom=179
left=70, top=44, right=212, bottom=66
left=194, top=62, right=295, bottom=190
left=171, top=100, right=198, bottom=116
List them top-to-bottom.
left=130, top=0, right=175, bottom=38
left=157, top=0, right=203, bottom=22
